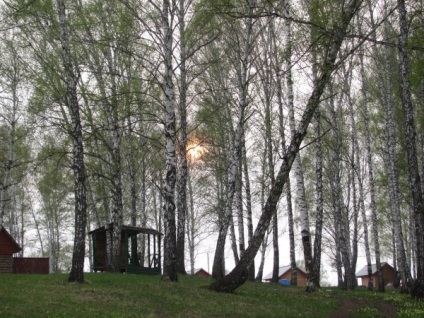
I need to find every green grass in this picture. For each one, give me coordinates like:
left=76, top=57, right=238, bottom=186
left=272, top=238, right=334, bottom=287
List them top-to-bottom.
left=0, top=273, right=423, bottom=317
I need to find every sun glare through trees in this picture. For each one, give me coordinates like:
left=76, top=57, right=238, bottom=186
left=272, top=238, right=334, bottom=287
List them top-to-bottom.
left=187, top=140, right=206, bottom=161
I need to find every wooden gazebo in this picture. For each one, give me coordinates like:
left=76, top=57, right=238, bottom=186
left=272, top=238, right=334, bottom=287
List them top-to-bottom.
left=89, top=223, right=162, bottom=275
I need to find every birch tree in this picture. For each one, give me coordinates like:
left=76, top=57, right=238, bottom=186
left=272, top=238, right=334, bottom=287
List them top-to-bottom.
left=55, top=0, right=88, bottom=283
left=161, top=0, right=178, bottom=282
left=176, top=0, right=189, bottom=275
left=210, top=0, right=364, bottom=293
left=211, top=0, right=256, bottom=280
left=397, top=0, right=424, bottom=298
left=377, top=1, right=411, bottom=292
left=285, top=2, right=313, bottom=290
left=0, top=33, right=30, bottom=233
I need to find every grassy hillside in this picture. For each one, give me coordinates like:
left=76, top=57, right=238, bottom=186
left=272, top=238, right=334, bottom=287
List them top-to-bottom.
left=0, top=273, right=423, bottom=317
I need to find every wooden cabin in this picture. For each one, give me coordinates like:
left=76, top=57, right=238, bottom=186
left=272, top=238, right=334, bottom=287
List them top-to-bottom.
left=89, top=223, right=162, bottom=275
left=0, top=226, right=21, bottom=273
left=0, top=226, right=50, bottom=274
left=356, top=262, right=396, bottom=289
left=263, top=265, right=308, bottom=286
left=191, top=268, right=211, bottom=277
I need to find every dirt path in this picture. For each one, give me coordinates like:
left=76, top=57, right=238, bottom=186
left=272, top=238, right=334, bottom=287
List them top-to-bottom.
left=329, top=297, right=397, bottom=318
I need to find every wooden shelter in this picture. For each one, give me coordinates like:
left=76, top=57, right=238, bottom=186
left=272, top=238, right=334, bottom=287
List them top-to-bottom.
left=89, top=224, right=162, bottom=275
left=0, top=226, right=21, bottom=273
left=0, top=226, right=49, bottom=274
left=356, top=262, right=396, bottom=289
left=263, top=265, right=308, bottom=286
left=191, top=268, right=211, bottom=277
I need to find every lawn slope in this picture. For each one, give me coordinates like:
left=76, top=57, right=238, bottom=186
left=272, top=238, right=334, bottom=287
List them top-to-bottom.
left=0, top=273, right=422, bottom=317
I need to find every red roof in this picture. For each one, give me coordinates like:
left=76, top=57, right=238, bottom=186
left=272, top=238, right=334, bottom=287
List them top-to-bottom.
left=0, top=226, right=22, bottom=255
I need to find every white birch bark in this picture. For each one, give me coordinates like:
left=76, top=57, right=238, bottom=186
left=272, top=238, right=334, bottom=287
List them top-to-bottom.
left=56, top=0, right=88, bottom=283
left=161, top=0, right=178, bottom=282
left=176, top=0, right=188, bottom=275
left=210, top=0, right=363, bottom=292
left=212, top=0, right=254, bottom=280
left=284, top=0, right=313, bottom=290
left=364, top=0, right=387, bottom=291
left=397, top=0, right=424, bottom=296
left=379, top=1, right=411, bottom=290
left=78, top=4, right=124, bottom=270
left=273, top=11, right=297, bottom=284
left=356, top=14, right=378, bottom=291
left=258, top=17, right=278, bottom=282
left=0, top=35, right=24, bottom=230
left=0, top=65, right=17, bottom=228
left=349, top=76, right=373, bottom=291
left=278, top=81, right=297, bottom=285
left=327, top=81, right=352, bottom=289
left=311, top=107, right=323, bottom=288
left=242, top=134, right=255, bottom=280
left=349, top=138, right=359, bottom=290
left=255, top=148, right=269, bottom=282
left=236, top=158, right=245, bottom=258
left=186, top=166, right=195, bottom=275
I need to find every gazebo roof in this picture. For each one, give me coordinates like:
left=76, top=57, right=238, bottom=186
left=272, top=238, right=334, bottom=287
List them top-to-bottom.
left=88, top=223, right=162, bottom=236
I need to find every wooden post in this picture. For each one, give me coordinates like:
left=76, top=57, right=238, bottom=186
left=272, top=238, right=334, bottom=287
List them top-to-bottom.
left=125, top=230, right=129, bottom=266
left=92, top=234, right=96, bottom=270
left=148, top=234, right=151, bottom=268
left=153, top=234, right=157, bottom=267
left=158, top=234, right=161, bottom=271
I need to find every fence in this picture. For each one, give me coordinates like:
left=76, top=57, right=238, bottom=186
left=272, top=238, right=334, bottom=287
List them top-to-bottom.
left=13, top=257, right=49, bottom=274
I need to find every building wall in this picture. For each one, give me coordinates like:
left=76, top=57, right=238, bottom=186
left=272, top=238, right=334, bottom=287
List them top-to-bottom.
left=0, top=255, right=13, bottom=273
left=360, top=265, right=395, bottom=288
left=382, top=265, right=395, bottom=285
left=280, top=270, right=308, bottom=286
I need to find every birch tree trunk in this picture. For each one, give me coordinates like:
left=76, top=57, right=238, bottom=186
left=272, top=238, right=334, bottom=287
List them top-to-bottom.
left=56, top=0, right=88, bottom=284
left=162, top=0, right=178, bottom=282
left=176, top=0, right=188, bottom=275
left=209, top=0, right=363, bottom=292
left=212, top=0, right=254, bottom=280
left=284, top=0, right=313, bottom=291
left=365, top=0, right=387, bottom=292
left=397, top=0, right=424, bottom=298
left=379, top=1, right=411, bottom=292
left=78, top=2, right=126, bottom=270
left=274, top=13, right=297, bottom=285
left=356, top=15, right=378, bottom=292
left=259, top=18, right=278, bottom=282
left=108, top=46, right=124, bottom=274
left=0, top=56, right=18, bottom=228
left=343, top=60, right=359, bottom=290
left=349, top=81, right=373, bottom=291
left=328, top=83, right=351, bottom=290
left=312, top=108, right=323, bottom=288
left=127, top=115, right=140, bottom=264
left=128, top=115, right=137, bottom=227
left=242, top=134, right=255, bottom=280
left=349, top=138, right=359, bottom=290
left=255, top=146, right=269, bottom=282
left=236, top=157, right=245, bottom=261
left=186, top=165, right=195, bottom=275
left=229, top=209, right=240, bottom=264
